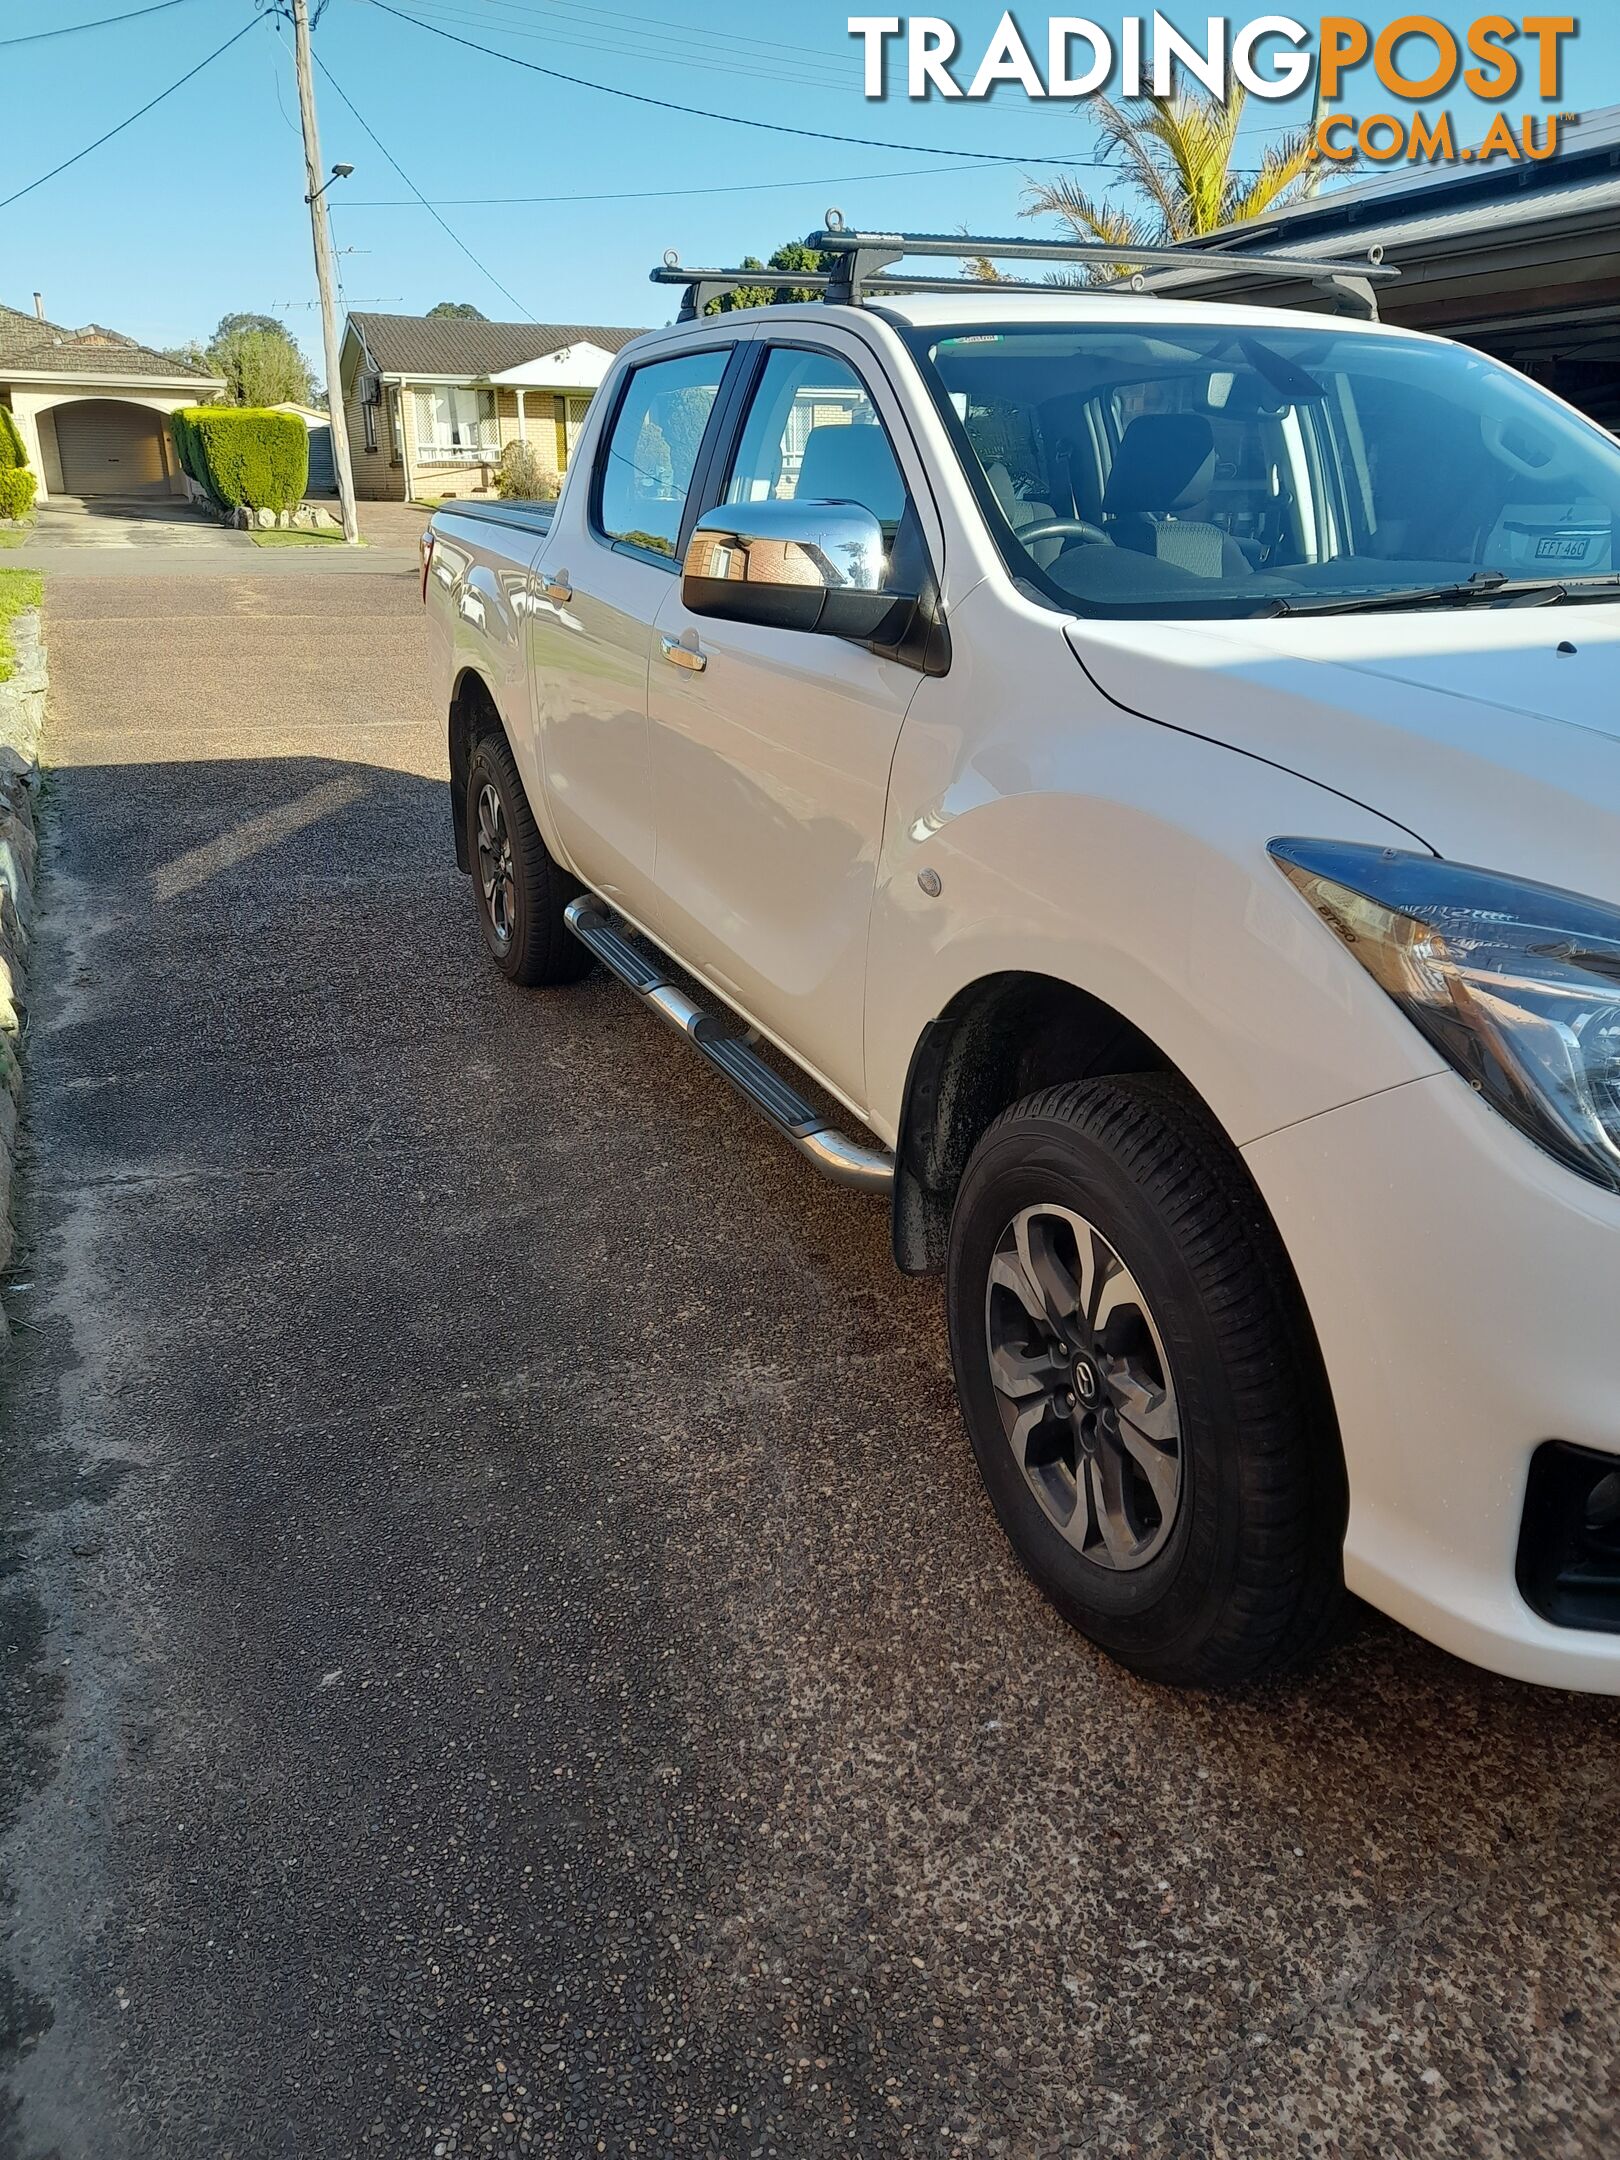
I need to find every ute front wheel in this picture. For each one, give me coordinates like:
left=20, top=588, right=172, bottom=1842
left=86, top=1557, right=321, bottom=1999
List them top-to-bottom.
left=946, top=1076, right=1345, bottom=1688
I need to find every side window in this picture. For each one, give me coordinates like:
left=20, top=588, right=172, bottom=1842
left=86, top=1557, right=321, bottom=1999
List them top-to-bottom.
left=726, top=348, right=910, bottom=545
left=595, top=349, right=728, bottom=562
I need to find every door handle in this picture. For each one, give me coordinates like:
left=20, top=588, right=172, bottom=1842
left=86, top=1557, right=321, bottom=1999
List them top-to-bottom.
left=538, top=569, right=573, bottom=604
left=660, top=633, right=707, bottom=673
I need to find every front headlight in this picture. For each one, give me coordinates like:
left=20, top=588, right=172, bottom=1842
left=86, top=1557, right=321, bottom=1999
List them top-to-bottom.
left=1270, top=839, right=1620, bottom=1195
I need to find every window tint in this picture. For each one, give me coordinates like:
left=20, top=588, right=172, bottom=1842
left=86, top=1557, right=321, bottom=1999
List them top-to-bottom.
left=727, top=348, right=909, bottom=534
left=596, top=349, right=727, bottom=559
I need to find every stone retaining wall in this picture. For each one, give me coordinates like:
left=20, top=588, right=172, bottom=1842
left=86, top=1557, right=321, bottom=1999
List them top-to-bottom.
left=0, top=607, right=44, bottom=1335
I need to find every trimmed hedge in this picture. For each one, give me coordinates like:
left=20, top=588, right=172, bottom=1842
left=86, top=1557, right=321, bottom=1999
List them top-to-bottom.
left=170, top=405, right=308, bottom=512
left=0, top=407, right=27, bottom=472
left=169, top=408, right=199, bottom=485
left=0, top=470, right=36, bottom=520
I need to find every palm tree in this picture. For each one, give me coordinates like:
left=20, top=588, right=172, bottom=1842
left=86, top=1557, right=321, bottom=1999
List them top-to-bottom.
left=1023, top=82, right=1324, bottom=282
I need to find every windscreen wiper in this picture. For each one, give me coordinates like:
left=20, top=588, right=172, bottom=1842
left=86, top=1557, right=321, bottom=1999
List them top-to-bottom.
left=1265, top=571, right=1620, bottom=616
left=1263, top=572, right=1510, bottom=616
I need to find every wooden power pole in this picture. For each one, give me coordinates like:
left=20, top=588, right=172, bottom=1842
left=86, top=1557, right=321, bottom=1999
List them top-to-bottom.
left=290, top=0, right=360, bottom=544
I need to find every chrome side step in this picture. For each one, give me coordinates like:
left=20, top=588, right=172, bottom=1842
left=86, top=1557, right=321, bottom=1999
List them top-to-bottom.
left=564, top=897, right=894, bottom=1196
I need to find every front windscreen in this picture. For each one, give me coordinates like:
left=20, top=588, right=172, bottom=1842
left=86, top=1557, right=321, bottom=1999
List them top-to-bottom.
left=908, top=321, right=1620, bottom=618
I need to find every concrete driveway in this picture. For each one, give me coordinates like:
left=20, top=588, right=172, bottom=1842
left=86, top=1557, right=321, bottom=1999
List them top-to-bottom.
left=13, top=496, right=422, bottom=576
left=1, top=547, right=1617, bottom=2160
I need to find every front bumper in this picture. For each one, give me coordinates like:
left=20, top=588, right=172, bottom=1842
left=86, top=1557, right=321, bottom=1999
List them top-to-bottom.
left=1243, top=1070, right=1620, bottom=1693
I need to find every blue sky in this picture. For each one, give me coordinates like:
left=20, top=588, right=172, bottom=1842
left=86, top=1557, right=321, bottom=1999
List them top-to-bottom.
left=6, top=1, right=1617, bottom=381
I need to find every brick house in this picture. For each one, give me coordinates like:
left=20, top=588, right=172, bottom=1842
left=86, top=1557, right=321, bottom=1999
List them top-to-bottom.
left=337, top=313, right=645, bottom=502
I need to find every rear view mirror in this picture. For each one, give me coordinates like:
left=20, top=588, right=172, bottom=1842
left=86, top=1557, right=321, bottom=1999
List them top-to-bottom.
left=681, top=499, right=909, bottom=640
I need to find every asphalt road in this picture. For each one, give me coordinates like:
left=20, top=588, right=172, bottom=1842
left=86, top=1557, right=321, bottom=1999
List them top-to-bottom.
left=1, top=557, right=1617, bottom=2160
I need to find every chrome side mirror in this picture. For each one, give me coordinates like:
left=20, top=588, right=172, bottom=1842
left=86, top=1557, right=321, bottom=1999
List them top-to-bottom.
left=681, top=498, right=906, bottom=639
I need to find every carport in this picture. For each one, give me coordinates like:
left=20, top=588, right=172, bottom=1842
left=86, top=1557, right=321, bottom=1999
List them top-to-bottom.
left=1160, top=106, right=1620, bottom=429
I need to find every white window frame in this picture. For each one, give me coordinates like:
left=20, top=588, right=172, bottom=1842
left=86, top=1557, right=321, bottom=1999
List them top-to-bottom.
left=413, top=384, right=497, bottom=463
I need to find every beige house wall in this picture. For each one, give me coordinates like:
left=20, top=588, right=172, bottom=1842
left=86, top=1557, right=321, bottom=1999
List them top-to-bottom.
left=344, top=372, right=597, bottom=502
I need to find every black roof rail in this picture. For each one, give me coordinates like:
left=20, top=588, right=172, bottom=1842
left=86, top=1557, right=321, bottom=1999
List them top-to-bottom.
left=651, top=216, right=1398, bottom=323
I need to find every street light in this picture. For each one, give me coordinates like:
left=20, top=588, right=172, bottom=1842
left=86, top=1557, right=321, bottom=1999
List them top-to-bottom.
left=305, top=162, right=354, bottom=205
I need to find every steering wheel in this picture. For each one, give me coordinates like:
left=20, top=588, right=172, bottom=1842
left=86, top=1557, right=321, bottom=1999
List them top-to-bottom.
left=1017, top=517, right=1112, bottom=549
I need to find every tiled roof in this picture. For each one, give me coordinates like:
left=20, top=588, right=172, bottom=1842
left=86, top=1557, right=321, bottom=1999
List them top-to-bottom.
left=0, top=301, right=217, bottom=380
left=346, top=313, right=645, bottom=377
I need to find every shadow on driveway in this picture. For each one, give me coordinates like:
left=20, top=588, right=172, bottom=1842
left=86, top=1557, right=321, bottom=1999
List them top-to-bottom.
left=1, top=739, right=1617, bottom=2158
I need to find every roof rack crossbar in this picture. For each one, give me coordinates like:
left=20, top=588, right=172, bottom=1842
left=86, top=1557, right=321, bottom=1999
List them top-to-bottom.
left=651, top=226, right=1397, bottom=322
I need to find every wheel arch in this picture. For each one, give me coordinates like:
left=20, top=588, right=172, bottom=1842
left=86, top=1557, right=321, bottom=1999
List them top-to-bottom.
left=448, top=667, right=507, bottom=872
left=893, top=970, right=1201, bottom=1276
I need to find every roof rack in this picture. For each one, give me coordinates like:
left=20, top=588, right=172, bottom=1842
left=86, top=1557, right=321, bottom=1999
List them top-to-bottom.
left=651, top=215, right=1398, bottom=324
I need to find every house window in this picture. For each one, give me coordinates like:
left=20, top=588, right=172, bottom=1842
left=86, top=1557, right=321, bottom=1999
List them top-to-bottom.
left=411, top=384, right=497, bottom=462
left=561, top=394, right=592, bottom=468
left=362, top=398, right=377, bottom=453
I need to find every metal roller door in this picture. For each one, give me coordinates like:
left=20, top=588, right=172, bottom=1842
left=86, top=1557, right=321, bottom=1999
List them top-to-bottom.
left=54, top=400, right=170, bottom=497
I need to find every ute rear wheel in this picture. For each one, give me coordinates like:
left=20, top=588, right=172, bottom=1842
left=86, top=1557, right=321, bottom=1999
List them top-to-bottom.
left=464, top=733, right=592, bottom=987
left=946, top=1076, right=1345, bottom=1688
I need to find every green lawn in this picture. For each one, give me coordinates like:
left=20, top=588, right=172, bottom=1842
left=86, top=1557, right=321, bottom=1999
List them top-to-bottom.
left=248, top=528, right=358, bottom=549
left=0, top=569, right=42, bottom=682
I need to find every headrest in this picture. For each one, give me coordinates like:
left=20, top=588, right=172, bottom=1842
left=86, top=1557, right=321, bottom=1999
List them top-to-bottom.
left=1104, top=415, right=1217, bottom=515
left=795, top=423, right=905, bottom=522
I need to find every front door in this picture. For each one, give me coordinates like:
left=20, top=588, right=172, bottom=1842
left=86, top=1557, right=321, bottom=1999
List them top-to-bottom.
left=647, top=339, right=937, bottom=1111
left=526, top=345, right=731, bottom=926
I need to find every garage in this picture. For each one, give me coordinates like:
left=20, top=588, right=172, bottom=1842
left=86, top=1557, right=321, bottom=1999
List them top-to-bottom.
left=52, top=398, right=172, bottom=498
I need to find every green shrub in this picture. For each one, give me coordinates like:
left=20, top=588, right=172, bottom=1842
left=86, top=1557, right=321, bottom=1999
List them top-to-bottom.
left=171, top=405, right=307, bottom=511
left=0, top=407, right=27, bottom=472
left=169, top=408, right=199, bottom=484
left=493, top=439, right=558, bottom=501
left=0, top=469, right=35, bottom=520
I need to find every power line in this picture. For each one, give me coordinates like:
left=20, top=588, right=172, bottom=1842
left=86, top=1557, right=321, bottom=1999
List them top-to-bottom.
left=0, top=0, right=199, bottom=46
left=366, top=0, right=1123, bottom=169
left=394, top=0, right=857, bottom=93
left=432, top=0, right=854, bottom=66
left=0, top=16, right=259, bottom=211
left=310, top=48, right=539, bottom=320
left=341, top=161, right=1003, bottom=208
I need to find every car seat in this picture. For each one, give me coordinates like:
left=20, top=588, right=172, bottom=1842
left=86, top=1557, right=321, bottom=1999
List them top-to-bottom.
left=1104, top=415, right=1252, bottom=578
left=795, top=423, right=906, bottom=525
left=984, top=460, right=1065, bottom=569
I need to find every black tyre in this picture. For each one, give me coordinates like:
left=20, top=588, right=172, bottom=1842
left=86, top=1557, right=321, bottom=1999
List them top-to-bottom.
left=464, top=732, right=593, bottom=987
left=946, top=1076, right=1344, bottom=1688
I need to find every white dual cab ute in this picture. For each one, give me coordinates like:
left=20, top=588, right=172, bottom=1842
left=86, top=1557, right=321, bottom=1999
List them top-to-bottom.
left=424, top=223, right=1620, bottom=1695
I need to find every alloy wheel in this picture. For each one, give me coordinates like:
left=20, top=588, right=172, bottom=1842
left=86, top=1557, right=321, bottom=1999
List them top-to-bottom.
left=476, top=780, right=517, bottom=950
left=983, top=1203, right=1183, bottom=1570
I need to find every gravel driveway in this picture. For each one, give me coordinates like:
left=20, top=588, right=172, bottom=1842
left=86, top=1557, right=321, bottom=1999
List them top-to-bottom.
left=1, top=559, right=1616, bottom=2160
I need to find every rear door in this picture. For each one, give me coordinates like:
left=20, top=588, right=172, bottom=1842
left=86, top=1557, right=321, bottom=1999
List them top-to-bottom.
left=646, top=333, right=940, bottom=1110
left=525, top=343, right=735, bottom=927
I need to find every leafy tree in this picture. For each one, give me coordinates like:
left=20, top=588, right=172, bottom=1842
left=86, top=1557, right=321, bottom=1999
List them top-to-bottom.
left=1022, top=82, right=1324, bottom=281
left=704, top=240, right=833, bottom=313
left=428, top=301, right=487, bottom=319
left=212, top=311, right=284, bottom=343
left=208, top=323, right=315, bottom=408
left=161, top=341, right=211, bottom=373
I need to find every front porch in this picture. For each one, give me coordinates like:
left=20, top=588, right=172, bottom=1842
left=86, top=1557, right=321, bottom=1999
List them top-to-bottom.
left=353, top=341, right=620, bottom=504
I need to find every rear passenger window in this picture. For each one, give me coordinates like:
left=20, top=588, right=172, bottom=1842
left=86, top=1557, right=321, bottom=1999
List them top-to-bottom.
left=595, top=349, right=728, bottom=562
